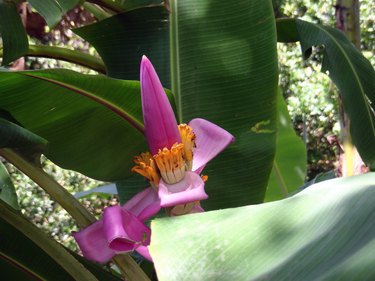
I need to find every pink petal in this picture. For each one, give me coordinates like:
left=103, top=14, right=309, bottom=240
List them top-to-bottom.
left=140, top=55, right=181, bottom=154
left=189, top=118, right=235, bottom=172
left=158, top=171, right=208, bottom=207
left=122, top=187, right=161, bottom=222
left=191, top=204, right=205, bottom=213
left=103, top=206, right=151, bottom=252
left=72, top=220, right=115, bottom=263
left=136, top=246, right=153, bottom=262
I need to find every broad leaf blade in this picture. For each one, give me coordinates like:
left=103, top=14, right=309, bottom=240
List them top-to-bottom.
left=28, top=0, right=79, bottom=27
left=28, top=0, right=61, bottom=28
left=56, top=0, right=80, bottom=13
left=170, top=0, right=278, bottom=208
left=0, top=1, right=28, bottom=65
left=74, top=6, right=170, bottom=84
left=277, top=18, right=375, bottom=167
left=0, top=69, right=146, bottom=181
left=265, top=91, right=306, bottom=202
left=0, top=118, right=47, bottom=150
left=0, top=162, right=19, bottom=209
left=150, top=173, right=375, bottom=281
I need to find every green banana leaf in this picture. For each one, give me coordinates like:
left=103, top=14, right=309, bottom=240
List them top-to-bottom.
left=0, top=0, right=28, bottom=65
left=28, top=0, right=80, bottom=27
left=169, top=0, right=278, bottom=208
left=74, top=5, right=171, bottom=84
left=277, top=18, right=375, bottom=167
left=0, top=69, right=148, bottom=181
left=265, top=91, right=306, bottom=202
left=0, top=118, right=47, bottom=151
left=0, top=162, right=19, bottom=209
left=150, top=173, right=375, bottom=281
left=0, top=201, right=122, bottom=281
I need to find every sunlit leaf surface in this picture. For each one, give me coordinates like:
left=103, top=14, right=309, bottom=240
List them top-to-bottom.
left=0, top=69, right=147, bottom=180
left=265, top=91, right=306, bottom=202
left=151, top=173, right=375, bottom=281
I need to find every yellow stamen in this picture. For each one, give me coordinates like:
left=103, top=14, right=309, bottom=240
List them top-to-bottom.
left=132, top=124, right=198, bottom=187
left=178, top=124, right=195, bottom=171
left=153, top=143, right=186, bottom=184
left=131, top=152, right=159, bottom=188
left=201, top=175, right=208, bottom=182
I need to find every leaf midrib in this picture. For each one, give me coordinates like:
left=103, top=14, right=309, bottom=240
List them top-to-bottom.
left=170, top=0, right=183, bottom=123
left=18, top=72, right=145, bottom=133
left=272, top=161, right=288, bottom=197
left=0, top=252, right=47, bottom=281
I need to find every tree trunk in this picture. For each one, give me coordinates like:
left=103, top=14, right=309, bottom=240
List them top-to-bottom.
left=335, top=0, right=366, bottom=176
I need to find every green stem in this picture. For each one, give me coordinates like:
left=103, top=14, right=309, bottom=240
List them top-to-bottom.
left=169, top=0, right=182, bottom=122
left=1, top=45, right=107, bottom=74
left=0, top=148, right=150, bottom=281
left=0, top=201, right=99, bottom=281
left=113, top=255, right=151, bottom=281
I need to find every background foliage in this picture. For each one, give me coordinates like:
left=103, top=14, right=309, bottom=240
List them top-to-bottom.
left=0, top=0, right=374, bottom=263
left=276, top=0, right=374, bottom=179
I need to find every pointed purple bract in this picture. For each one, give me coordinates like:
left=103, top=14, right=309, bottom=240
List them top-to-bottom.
left=140, top=56, right=181, bottom=155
